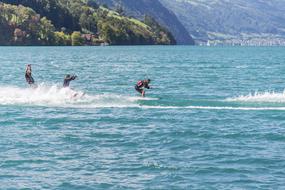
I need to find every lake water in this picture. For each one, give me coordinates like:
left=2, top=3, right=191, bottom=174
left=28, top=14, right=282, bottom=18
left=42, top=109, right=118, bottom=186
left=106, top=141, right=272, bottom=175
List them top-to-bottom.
left=0, top=46, right=285, bottom=189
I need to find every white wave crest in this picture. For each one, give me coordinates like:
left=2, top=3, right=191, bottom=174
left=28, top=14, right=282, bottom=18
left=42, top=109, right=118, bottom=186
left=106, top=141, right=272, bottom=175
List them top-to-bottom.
left=0, top=84, right=157, bottom=108
left=2, top=85, right=285, bottom=111
left=226, top=91, right=285, bottom=103
left=141, top=106, right=285, bottom=111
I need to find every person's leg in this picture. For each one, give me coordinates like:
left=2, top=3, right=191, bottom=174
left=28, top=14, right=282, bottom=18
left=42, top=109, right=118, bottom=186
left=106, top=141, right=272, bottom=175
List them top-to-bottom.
left=30, top=76, right=35, bottom=84
left=135, top=86, right=143, bottom=95
left=142, top=90, right=145, bottom=97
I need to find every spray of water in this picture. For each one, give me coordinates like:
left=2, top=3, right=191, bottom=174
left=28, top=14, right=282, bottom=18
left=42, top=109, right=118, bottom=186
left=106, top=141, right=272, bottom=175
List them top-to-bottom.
left=0, top=84, right=157, bottom=108
left=1, top=85, right=285, bottom=111
left=227, top=91, right=285, bottom=103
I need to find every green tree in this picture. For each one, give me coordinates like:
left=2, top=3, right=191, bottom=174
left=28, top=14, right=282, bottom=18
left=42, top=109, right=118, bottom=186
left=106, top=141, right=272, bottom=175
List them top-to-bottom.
left=0, top=1, right=175, bottom=45
left=40, top=17, right=55, bottom=44
left=54, top=31, right=70, bottom=45
left=71, top=31, right=84, bottom=46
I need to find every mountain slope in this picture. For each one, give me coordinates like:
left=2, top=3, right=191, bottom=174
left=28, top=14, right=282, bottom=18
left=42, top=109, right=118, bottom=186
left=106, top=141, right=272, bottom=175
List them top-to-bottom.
left=0, top=0, right=175, bottom=45
left=0, top=0, right=80, bottom=31
left=96, top=0, right=195, bottom=44
left=160, top=0, right=285, bottom=43
left=0, top=3, right=58, bottom=45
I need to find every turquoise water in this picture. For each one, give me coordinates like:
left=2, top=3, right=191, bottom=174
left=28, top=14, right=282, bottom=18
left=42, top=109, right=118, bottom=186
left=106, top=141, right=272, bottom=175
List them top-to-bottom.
left=1, top=46, right=285, bottom=189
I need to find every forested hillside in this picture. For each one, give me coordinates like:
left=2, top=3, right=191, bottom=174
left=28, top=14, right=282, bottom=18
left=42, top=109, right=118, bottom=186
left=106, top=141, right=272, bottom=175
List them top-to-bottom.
left=0, top=0, right=176, bottom=45
left=96, top=0, right=194, bottom=45
left=0, top=3, right=56, bottom=45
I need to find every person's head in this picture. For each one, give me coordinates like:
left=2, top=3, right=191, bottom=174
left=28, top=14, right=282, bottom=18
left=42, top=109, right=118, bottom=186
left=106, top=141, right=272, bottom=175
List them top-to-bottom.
left=26, top=64, right=31, bottom=72
left=65, top=74, right=71, bottom=79
left=146, top=79, right=151, bottom=83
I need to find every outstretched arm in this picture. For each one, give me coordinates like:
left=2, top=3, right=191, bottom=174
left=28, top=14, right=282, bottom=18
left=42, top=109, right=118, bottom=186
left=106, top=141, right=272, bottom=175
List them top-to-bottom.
left=71, top=75, right=77, bottom=80
left=144, top=83, right=150, bottom=89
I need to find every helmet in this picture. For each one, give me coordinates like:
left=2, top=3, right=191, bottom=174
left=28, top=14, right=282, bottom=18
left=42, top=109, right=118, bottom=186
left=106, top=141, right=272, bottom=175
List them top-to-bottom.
left=65, top=74, right=71, bottom=78
left=147, top=79, right=151, bottom=83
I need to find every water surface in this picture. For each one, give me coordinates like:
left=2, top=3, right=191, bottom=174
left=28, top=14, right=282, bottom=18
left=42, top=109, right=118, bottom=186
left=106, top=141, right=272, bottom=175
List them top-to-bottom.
left=0, top=46, right=285, bottom=189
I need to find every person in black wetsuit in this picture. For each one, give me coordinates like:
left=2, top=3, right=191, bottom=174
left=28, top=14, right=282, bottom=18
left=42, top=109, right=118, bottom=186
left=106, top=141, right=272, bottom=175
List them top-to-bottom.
left=25, top=64, right=35, bottom=86
left=63, top=74, right=77, bottom=87
left=135, top=79, right=151, bottom=97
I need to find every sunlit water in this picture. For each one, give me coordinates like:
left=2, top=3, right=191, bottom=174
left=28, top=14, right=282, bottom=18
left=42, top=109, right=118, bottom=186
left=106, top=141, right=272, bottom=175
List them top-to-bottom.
left=1, top=46, right=285, bottom=189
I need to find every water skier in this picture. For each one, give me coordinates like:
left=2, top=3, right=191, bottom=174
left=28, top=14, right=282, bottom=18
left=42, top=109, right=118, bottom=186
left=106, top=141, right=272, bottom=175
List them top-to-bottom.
left=25, top=64, right=36, bottom=87
left=63, top=74, right=77, bottom=88
left=135, top=79, right=151, bottom=97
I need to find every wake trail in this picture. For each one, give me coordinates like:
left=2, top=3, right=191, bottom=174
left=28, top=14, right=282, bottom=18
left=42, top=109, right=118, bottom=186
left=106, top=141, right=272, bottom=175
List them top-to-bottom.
left=0, top=84, right=157, bottom=108
left=1, top=85, right=285, bottom=111
left=227, top=91, right=285, bottom=103
left=141, top=106, right=285, bottom=111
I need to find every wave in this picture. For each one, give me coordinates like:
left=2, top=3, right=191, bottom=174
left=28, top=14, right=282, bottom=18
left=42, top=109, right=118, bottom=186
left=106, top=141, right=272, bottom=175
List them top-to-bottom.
left=0, top=84, right=158, bottom=108
left=1, top=85, right=285, bottom=111
left=227, top=91, right=285, bottom=103
left=141, top=106, right=285, bottom=111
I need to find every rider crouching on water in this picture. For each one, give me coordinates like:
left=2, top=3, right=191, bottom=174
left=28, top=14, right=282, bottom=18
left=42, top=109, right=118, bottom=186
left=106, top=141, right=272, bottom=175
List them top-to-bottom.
left=25, top=64, right=35, bottom=86
left=63, top=74, right=77, bottom=87
left=135, top=79, right=151, bottom=97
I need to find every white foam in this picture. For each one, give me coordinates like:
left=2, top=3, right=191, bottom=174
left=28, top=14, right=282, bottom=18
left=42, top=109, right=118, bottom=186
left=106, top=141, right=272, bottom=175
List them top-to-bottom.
left=0, top=84, right=83, bottom=106
left=0, top=85, right=155, bottom=108
left=1, top=85, right=285, bottom=111
left=227, top=91, right=285, bottom=103
left=141, top=106, right=285, bottom=111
